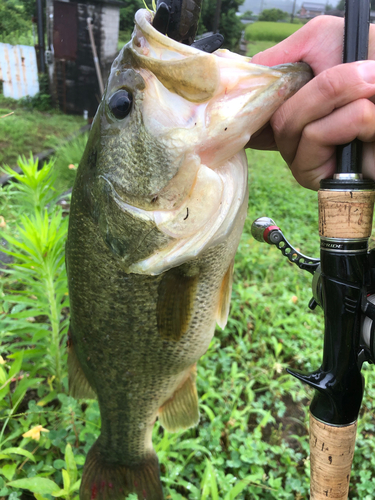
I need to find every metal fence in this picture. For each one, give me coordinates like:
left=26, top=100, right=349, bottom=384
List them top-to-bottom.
left=0, top=43, right=39, bottom=100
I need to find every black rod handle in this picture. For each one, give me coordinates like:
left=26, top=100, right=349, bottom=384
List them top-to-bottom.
left=336, top=0, right=370, bottom=176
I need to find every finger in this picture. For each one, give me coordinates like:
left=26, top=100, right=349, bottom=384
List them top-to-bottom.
left=251, top=16, right=344, bottom=73
left=251, top=16, right=375, bottom=73
left=271, top=61, right=375, bottom=166
left=290, top=98, right=375, bottom=190
left=245, top=123, right=277, bottom=150
left=362, top=143, right=375, bottom=182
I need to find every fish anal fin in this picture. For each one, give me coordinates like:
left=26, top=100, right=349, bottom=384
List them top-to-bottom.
left=216, top=259, right=234, bottom=329
left=157, top=268, right=199, bottom=342
left=68, top=341, right=96, bottom=399
left=158, top=365, right=199, bottom=432
left=80, top=441, right=163, bottom=500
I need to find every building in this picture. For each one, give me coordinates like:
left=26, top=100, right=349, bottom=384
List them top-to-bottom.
left=45, top=0, right=121, bottom=116
left=298, top=2, right=325, bottom=19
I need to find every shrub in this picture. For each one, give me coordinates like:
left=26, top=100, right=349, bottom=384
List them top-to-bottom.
left=259, top=8, right=288, bottom=22
left=19, top=93, right=52, bottom=112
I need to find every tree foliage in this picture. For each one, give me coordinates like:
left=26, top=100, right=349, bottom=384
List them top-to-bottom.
left=0, top=0, right=30, bottom=36
left=118, top=0, right=244, bottom=51
left=119, top=0, right=144, bottom=33
left=198, top=0, right=244, bottom=51
left=259, top=8, right=288, bottom=22
left=240, top=10, right=254, bottom=20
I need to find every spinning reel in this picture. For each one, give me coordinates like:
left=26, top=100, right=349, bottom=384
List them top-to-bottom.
left=252, top=216, right=375, bottom=369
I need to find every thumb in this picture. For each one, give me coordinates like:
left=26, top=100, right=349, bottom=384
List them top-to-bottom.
left=250, top=16, right=344, bottom=74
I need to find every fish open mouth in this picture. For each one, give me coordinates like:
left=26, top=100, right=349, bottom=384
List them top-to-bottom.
left=105, top=9, right=312, bottom=275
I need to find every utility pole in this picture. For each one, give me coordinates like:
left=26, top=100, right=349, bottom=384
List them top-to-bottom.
left=36, top=0, right=46, bottom=73
left=213, top=0, right=222, bottom=33
left=291, top=0, right=297, bottom=22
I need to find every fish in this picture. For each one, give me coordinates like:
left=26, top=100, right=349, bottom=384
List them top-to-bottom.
left=65, top=9, right=312, bottom=500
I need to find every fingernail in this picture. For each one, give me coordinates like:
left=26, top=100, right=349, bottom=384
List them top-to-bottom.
left=357, top=61, right=375, bottom=83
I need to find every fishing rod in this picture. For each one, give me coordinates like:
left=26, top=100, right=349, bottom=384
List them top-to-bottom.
left=252, top=1, right=374, bottom=497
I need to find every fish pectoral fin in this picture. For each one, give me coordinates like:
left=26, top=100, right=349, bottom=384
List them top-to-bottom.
left=216, top=259, right=235, bottom=330
left=157, top=268, right=199, bottom=341
left=68, top=343, right=96, bottom=399
left=158, top=366, right=199, bottom=432
left=80, top=441, right=163, bottom=500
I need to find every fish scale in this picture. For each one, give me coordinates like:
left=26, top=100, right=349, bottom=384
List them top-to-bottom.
left=65, top=8, right=312, bottom=499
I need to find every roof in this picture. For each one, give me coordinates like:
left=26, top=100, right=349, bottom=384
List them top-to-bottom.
left=301, top=2, right=325, bottom=10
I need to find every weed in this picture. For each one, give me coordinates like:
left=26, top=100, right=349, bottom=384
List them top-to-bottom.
left=19, top=94, right=53, bottom=113
left=0, top=95, right=85, bottom=167
left=51, top=133, right=89, bottom=193
left=1, top=157, right=69, bottom=392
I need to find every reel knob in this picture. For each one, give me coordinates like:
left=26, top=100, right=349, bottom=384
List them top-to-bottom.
left=251, top=216, right=320, bottom=276
left=251, top=217, right=280, bottom=243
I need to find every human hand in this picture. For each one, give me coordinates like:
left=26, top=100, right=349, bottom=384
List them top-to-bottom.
left=246, top=16, right=375, bottom=190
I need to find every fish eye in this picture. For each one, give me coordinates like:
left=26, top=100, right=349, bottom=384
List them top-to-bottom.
left=108, top=89, right=133, bottom=119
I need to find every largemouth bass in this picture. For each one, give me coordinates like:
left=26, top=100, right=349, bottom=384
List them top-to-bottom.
left=65, top=9, right=312, bottom=500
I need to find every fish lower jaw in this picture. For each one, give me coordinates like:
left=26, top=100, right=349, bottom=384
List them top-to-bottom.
left=129, top=151, right=248, bottom=275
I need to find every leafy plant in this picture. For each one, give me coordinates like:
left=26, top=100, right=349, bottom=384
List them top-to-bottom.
left=1, top=155, right=58, bottom=213
left=1, top=156, right=69, bottom=391
left=7, top=443, right=81, bottom=499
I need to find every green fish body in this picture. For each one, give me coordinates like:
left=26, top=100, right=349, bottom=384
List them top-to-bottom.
left=66, top=9, right=312, bottom=500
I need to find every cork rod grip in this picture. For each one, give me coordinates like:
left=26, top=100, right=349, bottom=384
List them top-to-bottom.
left=319, top=190, right=375, bottom=239
left=310, top=414, right=357, bottom=500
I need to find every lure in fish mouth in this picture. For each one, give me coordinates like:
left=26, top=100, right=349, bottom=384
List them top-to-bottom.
left=152, top=0, right=224, bottom=52
left=65, top=9, right=312, bottom=500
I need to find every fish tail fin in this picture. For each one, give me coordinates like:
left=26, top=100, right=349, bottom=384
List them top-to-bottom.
left=80, top=441, right=164, bottom=500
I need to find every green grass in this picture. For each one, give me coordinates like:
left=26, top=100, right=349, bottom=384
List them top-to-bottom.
left=245, top=22, right=302, bottom=43
left=118, top=30, right=133, bottom=51
left=246, top=40, right=276, bottom=58
left=0, top=95, right=85, bottom=168
left=51, top=132, right=88, bottom=193
left=1, top=150, right=375, bottom=499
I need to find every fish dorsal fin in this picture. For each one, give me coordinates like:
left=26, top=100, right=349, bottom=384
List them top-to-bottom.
left=216, top=259, right=234, bottom=329
left=157, top=267, right=199, bottom=341
left=68, top=339, right=96, bottom=399
left=158, top=365, right=199, bottom=432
